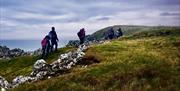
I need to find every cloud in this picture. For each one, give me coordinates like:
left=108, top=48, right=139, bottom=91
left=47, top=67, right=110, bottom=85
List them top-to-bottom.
left=0, top=0, right=180, bottom=40
left=160, top=12, right=180, bottom=16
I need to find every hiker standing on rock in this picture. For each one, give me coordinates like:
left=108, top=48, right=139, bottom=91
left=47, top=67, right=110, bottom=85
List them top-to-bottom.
left=49, top=27, right=59, bottom=52
left=77, top=28, right=86, bottom=45
left=41, top=35, right=50, bottom=59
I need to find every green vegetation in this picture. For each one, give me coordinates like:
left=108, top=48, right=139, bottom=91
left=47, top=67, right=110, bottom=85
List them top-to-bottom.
left=92, top=25, right=180, bottom=40
left=0, top=26, right=179, bottom=91
left=0, top=47, right=74, bottom=81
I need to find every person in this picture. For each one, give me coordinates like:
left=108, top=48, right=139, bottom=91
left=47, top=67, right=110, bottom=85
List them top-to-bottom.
left=49, top=27, right=59, bottom=52
left=106, top=27, right=114, bottom=40
left=77, top=28, right=86, bottom=45
left=117, top=28, right=123, bottom=38
left=41, top=35, right=50, bottom=59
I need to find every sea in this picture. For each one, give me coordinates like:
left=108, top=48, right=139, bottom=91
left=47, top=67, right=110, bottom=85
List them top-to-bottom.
left=0, top=40, right=69, bottom=52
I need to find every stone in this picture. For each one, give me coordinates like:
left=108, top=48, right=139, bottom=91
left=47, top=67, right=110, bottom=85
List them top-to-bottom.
left=0, top=44, right=91, bottom=90
left=60, top=54, right=69, bottom=60
left=33, top=59, right=47, bottom=70
left=0, top=76, right=11, bottom=89
left=12, top=76, right=34, bottom=87
left=48, top=76, right=51, bottom=79
left=1, top=87, right=6, bottom=91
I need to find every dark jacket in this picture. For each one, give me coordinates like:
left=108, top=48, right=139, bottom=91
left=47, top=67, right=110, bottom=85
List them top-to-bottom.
left=77, top=28, right=85, bottom=39
left=49, top=30, right=58, bottom=42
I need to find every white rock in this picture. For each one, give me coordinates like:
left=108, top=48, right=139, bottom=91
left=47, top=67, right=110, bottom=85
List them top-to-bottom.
left=60, top=54, right=68, bottom=60
left=33, top=59, right=47, bottom=69
left=57, top=59, right=62, bottom=63
left=73, top=59, right=77, bottom=63
left=68, top=62, right=74, bottom=67
left=66, top=65, right=71, bottom=69
left=36, top=71, right=47, bottom=79
left=0, top=76, right=11, bottom=89
left=12, top=76, right=32, bottom=86
left=48, top=76, right=51, bottom=79
left=1, top=87, right=6, bottom=91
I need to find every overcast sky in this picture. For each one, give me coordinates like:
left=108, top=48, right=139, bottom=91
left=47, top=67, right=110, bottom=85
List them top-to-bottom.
left=0, top=0, right=180, bottom=40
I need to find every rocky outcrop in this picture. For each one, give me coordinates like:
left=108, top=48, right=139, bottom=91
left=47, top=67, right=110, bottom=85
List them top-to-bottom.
left=66, top=40, right=80, bottom=47
left=0, top=44, right=88, bottom=90
left=0, top=46, right=25, bottom=60
left=0, top=46, right=42, bottom=60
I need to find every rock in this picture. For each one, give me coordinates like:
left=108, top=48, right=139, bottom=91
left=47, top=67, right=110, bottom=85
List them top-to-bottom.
left=66, top=40, right=80, bottom=47
left=1, top=44, right=90, bottom=90
left=0, top=46, right=42, bottom=60
left=32, top=48, right=42, bottom=56
left=60, top=53, right=69, bottom=60
left=33, top=59, right=47, bottom=70
left=35, top=71, right=48, bottom=79
left=0, top=76, right=11, bottom=89
left=12, top=76, right=35, bottom=87
left=48, top=76, right=51, bottom=79
left=1, top=87, right=6, bottom=91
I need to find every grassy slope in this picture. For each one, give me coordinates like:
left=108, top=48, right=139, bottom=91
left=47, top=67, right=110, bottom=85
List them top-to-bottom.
left=92, top=25, right=180, bottom=40
left=8, top=34, right=180, bottom=91
left=0, top=47, right=74, bottom=81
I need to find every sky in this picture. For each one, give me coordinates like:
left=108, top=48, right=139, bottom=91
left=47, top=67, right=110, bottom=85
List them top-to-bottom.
left=0, top=0, right=180, bottom=40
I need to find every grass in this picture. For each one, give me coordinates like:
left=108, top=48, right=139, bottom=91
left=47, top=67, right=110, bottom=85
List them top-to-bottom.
left=0, top=28, right=179, bottom=91
left=7, top=35, right=179, bottom=91
left=0, top=47, right=74, bottom=81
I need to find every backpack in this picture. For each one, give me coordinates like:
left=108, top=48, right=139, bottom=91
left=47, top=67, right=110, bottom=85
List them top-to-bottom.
left=77, top=29, right=85, bottom=38
left=49, top=31, right=57, bottom=40
left=77, top=31, right=81, bottom=37
left=48, top=32, right=52, bottom=39
left=41, top=38, right=47, bottom=47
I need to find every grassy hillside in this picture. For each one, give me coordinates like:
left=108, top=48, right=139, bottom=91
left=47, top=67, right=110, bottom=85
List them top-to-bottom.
left=91, top=25, right=180, bottom=40
left=0, top=26, right=179, bottom=91
left=0, top=47, right=74, bottom=81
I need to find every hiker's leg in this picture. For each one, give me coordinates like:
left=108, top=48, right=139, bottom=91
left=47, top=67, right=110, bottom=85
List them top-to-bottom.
left=109, top=35, right=113, bottom=40
left=80, top=38, right=83, bottom=44
left=82, top=38, right=85, bottom=43
left=49, top=41, right=51, bottom=52
left=51, top=42, right=54, bottom=52
left=55, top=42, right=58, bottom=51
left=46, top=46, right=50, bottom=56
left=41, top=47, right=45, bottom=59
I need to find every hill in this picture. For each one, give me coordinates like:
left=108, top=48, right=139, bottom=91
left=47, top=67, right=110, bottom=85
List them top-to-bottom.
left=0, top=25, right=180, bottom=91
left=66, top=25, right=180, bottom=47
left=91, top=25, right=180, bottom=40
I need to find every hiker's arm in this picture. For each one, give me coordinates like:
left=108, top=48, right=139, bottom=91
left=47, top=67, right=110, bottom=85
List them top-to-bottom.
left=56, top=36, right=59, bottom=41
